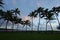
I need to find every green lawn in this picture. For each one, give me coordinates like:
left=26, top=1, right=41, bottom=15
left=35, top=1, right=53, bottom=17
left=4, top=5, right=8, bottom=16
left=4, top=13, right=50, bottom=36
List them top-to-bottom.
left=0, top=31, right=60, bottom=40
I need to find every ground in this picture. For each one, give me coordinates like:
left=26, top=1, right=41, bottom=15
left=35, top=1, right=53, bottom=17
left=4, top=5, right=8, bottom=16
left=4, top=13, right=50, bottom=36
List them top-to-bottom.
left=0, top=31, right=60, bottom=40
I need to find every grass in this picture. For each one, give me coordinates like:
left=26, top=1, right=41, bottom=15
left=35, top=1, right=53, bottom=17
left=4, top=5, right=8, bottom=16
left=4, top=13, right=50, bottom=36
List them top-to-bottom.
left=0, top=31, right=60, bottom=40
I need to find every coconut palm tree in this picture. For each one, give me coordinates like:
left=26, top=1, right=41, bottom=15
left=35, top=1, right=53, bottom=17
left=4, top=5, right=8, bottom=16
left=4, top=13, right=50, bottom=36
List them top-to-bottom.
left=36, top=7, right=44, bottom=31
left=52, top=7, right=60, bottom=26
left=10, top=8, right=20, bottom=31
left=11, top=8, right=20, bottom=17
left=43, top=9, right=49, bottom=31
left=44, top=9, right=55, bottom=31
left=0, top=10, right=6, bottom=27
left=28, top=11, right=37, bottom=31
left=14, top=18, right=22, bottom=31
left=22, top=20, right=31, bottom=31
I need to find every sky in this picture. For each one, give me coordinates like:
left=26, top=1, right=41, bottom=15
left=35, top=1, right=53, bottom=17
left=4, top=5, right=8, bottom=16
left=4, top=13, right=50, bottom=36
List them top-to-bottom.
left=1, top=0, right=60, bottom=31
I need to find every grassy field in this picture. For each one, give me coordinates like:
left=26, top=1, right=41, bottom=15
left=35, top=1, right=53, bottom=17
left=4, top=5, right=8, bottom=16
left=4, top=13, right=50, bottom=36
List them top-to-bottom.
left=0, top=31, right=60, bottom=40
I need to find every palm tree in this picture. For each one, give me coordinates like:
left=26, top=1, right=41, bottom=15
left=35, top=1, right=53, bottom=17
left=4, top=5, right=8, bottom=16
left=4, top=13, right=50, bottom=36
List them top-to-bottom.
left=36, top=7, right=44, bottom=31
left=52, top=7, right=60, bottom=26
left=10, top=8, right=20, bottom=31
left=11, top=8, right=20, bottom=17
left=43, top=9, right=49, bottom=31
left=44, top=9, right=55, bottom=31
left=0, top=10, right=6, bottom=27
left=4, top=10, right=13, bottom=29
left=28, top=11, right=37, bottom=31
left=14, top=18, right=22, bottom=31
left=22, top=20, right=31, bottom=31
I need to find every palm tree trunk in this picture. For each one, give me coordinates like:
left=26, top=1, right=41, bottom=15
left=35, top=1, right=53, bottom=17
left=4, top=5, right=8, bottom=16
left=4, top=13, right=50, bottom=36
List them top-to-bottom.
left=38, top=14, right=40, bottom=31
left=56, top=15, right=60, bottom=25
left=32, top=17, right=33, bottom=31
left=6, top=20, right=8, bottom=29
left=46, top=20, right=47, bottom=31
left=49, top=21, right=53, bottom=31
left=12, top=22, right=14, bottom=31
left=17, top=24, right=19, bottom=31
left=26, top=25, right=27, bottom=31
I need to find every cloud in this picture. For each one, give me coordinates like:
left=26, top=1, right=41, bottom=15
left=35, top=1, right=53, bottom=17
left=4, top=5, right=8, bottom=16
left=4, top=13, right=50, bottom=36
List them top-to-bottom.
left=12, top=0, right=17, bottom=5
left=37, top=2, right=41, bottom=7
left=22, top=16, right=31, bottom=21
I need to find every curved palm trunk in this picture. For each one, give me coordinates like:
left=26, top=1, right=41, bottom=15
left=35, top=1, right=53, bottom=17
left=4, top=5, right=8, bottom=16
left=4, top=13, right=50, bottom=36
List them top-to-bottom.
left=55, top=14, right=60, bottom=25
left=49, top=22, right=53, bottom=31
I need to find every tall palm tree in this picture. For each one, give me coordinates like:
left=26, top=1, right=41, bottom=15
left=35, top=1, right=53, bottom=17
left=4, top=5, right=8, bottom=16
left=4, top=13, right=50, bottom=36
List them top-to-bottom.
left=36, top=7, right=44, bottom=31
left=10, top=8, right=20, bottom=31
left=43, top=9, right=49, bottom=31
left=44, top=9, right=55, bottom=31
left=0, top=10, right=6, bottom=27
left=4, top=10, right=13, bottom=29
left=28, top=11, right=37, bottom=31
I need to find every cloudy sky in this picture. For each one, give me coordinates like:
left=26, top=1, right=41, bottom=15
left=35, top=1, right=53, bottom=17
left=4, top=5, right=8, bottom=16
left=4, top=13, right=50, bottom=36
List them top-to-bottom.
left=1, top=0, right=60, bottom=31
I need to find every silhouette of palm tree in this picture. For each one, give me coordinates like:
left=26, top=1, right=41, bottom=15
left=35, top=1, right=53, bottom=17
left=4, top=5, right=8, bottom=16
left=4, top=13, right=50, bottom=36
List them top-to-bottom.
left=36, top=7, right=44, bottom=31
left=52, top=7, right=60, bottom=25
left=10, top=8, right=20, bottom=31
left=11, top=8, right=20, bottom=17
left=44, top=9, right=55, bottom=31
left=0, top=10, right=6, bottom=27
left=4, top=10, right=13, bottom=29
left=28, top=11, right=37, bottom=31
left=14, top=18, right=22, bottom=31
left=22, top=20, right=31, bottom=31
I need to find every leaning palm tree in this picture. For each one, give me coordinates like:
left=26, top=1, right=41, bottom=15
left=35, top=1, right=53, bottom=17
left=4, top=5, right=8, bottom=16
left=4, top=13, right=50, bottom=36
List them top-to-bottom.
left=52, top=7, right=60, bottom=26
left=43, top=9, right=49, bottom=31
left=44, top=9, right=55, bottom=31
left=28, top=11, right=37, bottom=31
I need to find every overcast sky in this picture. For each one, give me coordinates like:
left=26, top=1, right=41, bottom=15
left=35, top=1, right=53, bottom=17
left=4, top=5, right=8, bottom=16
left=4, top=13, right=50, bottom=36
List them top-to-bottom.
left=1, top=0, right=60, bottom=31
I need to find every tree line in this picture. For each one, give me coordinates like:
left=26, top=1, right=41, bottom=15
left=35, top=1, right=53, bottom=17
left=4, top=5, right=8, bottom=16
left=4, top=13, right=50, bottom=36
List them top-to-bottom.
left=0, top=0, right=60, bottom=31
